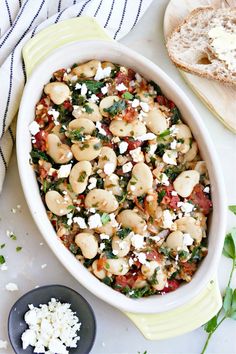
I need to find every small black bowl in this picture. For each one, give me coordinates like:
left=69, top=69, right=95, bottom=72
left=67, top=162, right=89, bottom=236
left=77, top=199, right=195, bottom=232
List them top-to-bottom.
left=8, top=284, right=96, bottom=354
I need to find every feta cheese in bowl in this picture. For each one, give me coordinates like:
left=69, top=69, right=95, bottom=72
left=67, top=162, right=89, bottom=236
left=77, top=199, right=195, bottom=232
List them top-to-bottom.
left=8, top=285, right=96, bottom=354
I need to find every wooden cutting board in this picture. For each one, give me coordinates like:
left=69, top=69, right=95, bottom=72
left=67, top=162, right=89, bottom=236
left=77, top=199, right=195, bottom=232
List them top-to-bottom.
left=163, top=0, right=236, bottom=133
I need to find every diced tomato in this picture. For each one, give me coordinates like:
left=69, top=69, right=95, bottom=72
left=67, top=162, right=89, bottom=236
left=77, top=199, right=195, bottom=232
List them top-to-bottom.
left=53, top=68, right=66, bottom=81
left=115, top=70, right=135, bottom=92
left=156, top=95, right=168, bottom=106
left=63, top=100, right=72, bottom=110
left=168, top=100, right=176, bottom=110
left=123, top=106, right=137, bottom=123
left=33, top=130, right=48, bottom=151
left=123, top=137, right=143, bottom=151
left=38, top=168, right=48, bottom=180
left=188, top=184, right=212, bottom=215
left=157, top=185, right=180, bottom=210
left=77, top=194, right=85, bottom=207
left=146, top=249, right=163, bottom=262
left=97, top=258, right=107, bottom=271
left=181, top=261, right=197, bottom=276
left=115, top=271, right=142, bottom=289
left=161, top=279, right=180, bottom=294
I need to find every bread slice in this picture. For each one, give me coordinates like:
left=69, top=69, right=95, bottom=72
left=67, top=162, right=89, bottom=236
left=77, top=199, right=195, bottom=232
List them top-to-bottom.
left=166, top=6, right=236, bottom=86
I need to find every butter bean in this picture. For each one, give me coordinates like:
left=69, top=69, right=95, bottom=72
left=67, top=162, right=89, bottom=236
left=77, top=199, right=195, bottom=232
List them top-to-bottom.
left=44, top=82, right=70, bottom=105
left=47, top=133, right=73, bottom=164
left=71, top=137, right=101, bottom=161
left=69, top=161, right=92, bottom=194
left=127, top=162, right=153, bottom=196
left=173, top=170, right=200, bottom=197
left=85, top=189, right=119, bottom=213
left=45, top=190, right=72, bottom=216
left=117, top=210, right=146, bottom=235
left=75, top=232, right=98, bottom=259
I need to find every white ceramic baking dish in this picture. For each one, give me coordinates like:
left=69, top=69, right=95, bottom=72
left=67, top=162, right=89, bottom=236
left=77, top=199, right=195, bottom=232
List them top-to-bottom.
left=17, top=40, right=227, bottom=314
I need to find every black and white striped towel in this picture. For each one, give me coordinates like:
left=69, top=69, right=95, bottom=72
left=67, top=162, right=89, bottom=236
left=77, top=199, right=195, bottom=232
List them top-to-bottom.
left=0, top=0, right=153, bottom=193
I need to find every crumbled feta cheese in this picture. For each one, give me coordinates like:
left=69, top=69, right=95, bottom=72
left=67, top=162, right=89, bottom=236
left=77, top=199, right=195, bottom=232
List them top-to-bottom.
left=94, top=63, right=111, bottom=81
left=135, top=73, right=142, bottom=82
left=75, top=83, right=82, bottom=90
left=80, top=83, right=87, bottom=96
left=116, top=83, right=127, bottom=91
left=101, top=85, right=108, bottom=95
left=89, top=94, right=99, bottom=103
left=131, top=99, right=140, bottom=108
left=140, top=102, right=149, bottom=112
left=48, top=108, right=60, bottom=120
left=29, top=121, right=40, bottom=136
left=96, top=121, right=106, bottom=135
left=170, top=125, right=178, bottom=135
left=136, top=133, right=156, bottom=141
left=112, top=136, right=120, bottom=143
left=170, top=139, right=177, bottom=150
left=119, top=141, right=128, bottom=154
left=149, top=144, right=157, bottom=155
left=129, top=147, right=144, bottom=162
left=162, top=150, right=178, bottom=165
left=104, top=162, right=115, bottom=176
left=122, top=162, right=133, bottom=173
left=57, top=164, right=72, bottom=178
left=48, top=168, right=57, bottom=176
left=157, top=173, right=169, bottom=186
left=87, top=177, right=97, bottom=190
left=204, top=186, right=210, bottom=193
left=171, top=190, right=178, bottom=196
left=177, top=202, right=194, bottom=214
left=89, top=208, right=96, bottom=213
left=162, top=210, right=174, bottom=229
left=109, top=213, right=119, bottom=227
left=88, top=214, right=102, bottom=228
left=73, top=217, right=87, bottom=229
left=100, top=233, right=110, bottom=240
left=183, top=233, right=194, bottom=246
left=131, top=234, right=145, bottom=249
left=149, top=235, right=161, bottom=242
left=99, top=243, right=106, bottom=251
left=112, top=250, right=119, bottom=256
left=136, top=252, right=147, bottom=264
left=128, top=258, right=134, bottom=266
left=1, top=264, right=8, bottom=271
left=6, top=282, right=18, bottom=291
left=21, top=298, right=81, bottom=353
left=0, top=340, right=7, bottom=349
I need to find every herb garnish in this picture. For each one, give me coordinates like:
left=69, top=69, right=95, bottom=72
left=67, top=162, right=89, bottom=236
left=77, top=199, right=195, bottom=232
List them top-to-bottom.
left=76, top=80, right=104, bottom=94
left=122, top=92, right=133, bottom=100
left=104, top=100, right=127, bottom=117
left=68, top=128, right=84, bottom=141
left=30, top=149, right=50, bottom=163
left=78, top=171, right=87, bottom=183
left=101, top=213, right=111, bottom=225
left=117, top=227, right=131, bottom=240
left=0, top=255, right=5, bottom=264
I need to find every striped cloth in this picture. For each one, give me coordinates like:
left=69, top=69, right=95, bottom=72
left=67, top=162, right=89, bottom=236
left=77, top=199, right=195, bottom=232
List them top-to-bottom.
left=0, top=0, right=153, bottom=193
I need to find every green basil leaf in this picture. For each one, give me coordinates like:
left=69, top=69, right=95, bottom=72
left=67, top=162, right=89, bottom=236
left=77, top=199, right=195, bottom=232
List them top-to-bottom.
left=229, top=205, right=236, bottom=215
left=223, top=229, right=236, bottom=259
left=223, top=287, right=233, bottom=313
left=204, top=315, right=218, bottom=333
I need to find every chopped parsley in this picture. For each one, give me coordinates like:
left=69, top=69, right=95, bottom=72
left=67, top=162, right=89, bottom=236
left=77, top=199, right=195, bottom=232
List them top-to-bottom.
left=76, top=80, right=104, bottom=94
left=122, top=92, right=133, bottom=100
left=104, top=99, right=127, bottom=117
left=84, top=104, right=94, bottom=113
left=170, top=107, right=181, bottom=124
left=68, top=128, right=84, bottom=141
left=158, top=129, right=170, bottom=139
left=155, top=143, right=167, bottom=157
left=30, top=149, right=50, bottom=163
left=164, top=165, right=182, bottom=181
left=78, top=171, right=87, bottom=182
left=158, top=189, right=166, bottom=203
left=101, top=213, right=111, bottom=225
left=117, top=227, right=131, bottom=240
left=10, top=234, right=17, bottom=241
left=0, top=244, right=5, bottom=249
left=16, top=246, right=22, bottom=252
left=0, top=255, right=5, bottom=264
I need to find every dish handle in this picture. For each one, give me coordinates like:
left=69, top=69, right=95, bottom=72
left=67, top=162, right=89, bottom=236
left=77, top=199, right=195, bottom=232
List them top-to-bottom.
left=22, top=16, right=112, bottom=77
left=125, top=279, right=222, bottom=340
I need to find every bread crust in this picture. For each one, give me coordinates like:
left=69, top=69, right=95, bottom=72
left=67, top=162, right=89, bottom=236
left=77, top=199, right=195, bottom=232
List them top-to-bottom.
left=166, top=6, right=236, bottom=86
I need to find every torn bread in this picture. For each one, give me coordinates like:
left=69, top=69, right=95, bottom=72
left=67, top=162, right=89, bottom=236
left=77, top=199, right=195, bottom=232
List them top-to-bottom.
left=166, top=7, right=236, bottom=86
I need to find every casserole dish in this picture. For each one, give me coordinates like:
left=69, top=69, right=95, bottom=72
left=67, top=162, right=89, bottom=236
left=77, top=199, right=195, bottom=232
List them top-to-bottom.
left=17, top=39, right=226, bottom=314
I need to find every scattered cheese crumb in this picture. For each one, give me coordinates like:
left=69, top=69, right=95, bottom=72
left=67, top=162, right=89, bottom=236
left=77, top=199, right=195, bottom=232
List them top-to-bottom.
left=94, top=63, right=111, bottom=81
left=80, top=83, right=87, bottom=96
left=116, top=83, right=127, bottom=91
left=131, top=99, right=140, bottom=108
left=140, top=102, right=149, bottom=112
left=29, top=121, right=40, bottom=136
left=96, top=121, right=106, bottom=135
left=136, top=133, right=156, bottom=141
left=119, top=141, right=128, bottom=154
left=129, top=147, right=144, bottom=162
left=162, top=150, right=178, bottom=165
left=104, top=162, right=115, bottom=176
left=122, top=162, right=133, bottom=173
left=57, top=164, right=72, bottom=178
left=87, top=177, right=97, bottom=190
left=204, top=186, right=210, bottom=193
left=177, top=202, right=194, bottom=214
left=162, top=210, right=174, bottom=229
left=88, top=214, right=102, bottom=228
left=73, top=217, right=87, bottom=229
left=183, top=233, right=194, bottom=246
left=131, top=234, right=145, bottom=249
left=6, top=282, right=18, bottom=291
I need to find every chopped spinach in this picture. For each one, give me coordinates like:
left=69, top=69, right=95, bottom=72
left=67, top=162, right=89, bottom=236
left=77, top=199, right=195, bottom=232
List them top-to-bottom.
left=76, top=80, right=104, bottom=94
left=149, top=80, right=162, bottom=95
left=71, top=92, right=87, bottom=106
left=122, top=92, right=134, bottom=100
left=84, top=104, right=94, bottom=113
left=170, top=107, right=181, bottom=124
left=68, top=128, right=84, bottom=141
left=155, top=143, right=167, bottom=157
left=30, top=149, right=50, bottom=163
left=164, top=165, right=182, bottom=181
left=78, top=171, right=87, bottom=182
left=158, top=189, right=166, bottom=203
left=101, top=213, right=111, bottom=225
left=69, top=243, right=78, bottom=255
left=83, top=258, right=94, bottom=268
left=102, top=276, right=113, bottom=286
left=117, top=286, right=156, bottom=298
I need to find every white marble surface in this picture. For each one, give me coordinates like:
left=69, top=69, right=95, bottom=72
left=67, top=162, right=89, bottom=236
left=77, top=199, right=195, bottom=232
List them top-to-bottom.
left=1, top=1, right=236, bottom=353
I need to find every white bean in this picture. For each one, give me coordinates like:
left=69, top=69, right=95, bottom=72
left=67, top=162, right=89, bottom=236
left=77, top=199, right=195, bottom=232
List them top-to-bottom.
left=72, top=60, right=100, bottom=77
left=44, top=82, right=70, bottom=105
left=99, top=96, right=119, bottom=117
left=73, top=103, right=102, bottom=122
left=144, top=107, right=168, bottom=135
left=68, top=118, right=95, bottom=135
left=109, top=119, right=146, bottom=137
left=175, top=124, right=192, bottom=153
left=51, top=125, right=65, bottom=141
left=47, top=133, right=73, bottom=164
left=71, top=137, right=101, bottom=161
left=183, top=142, right=198, bottom=162
left=98, top=147, right=117, bottom=172
left=69, top=161, right=92, bottom=194
left=194, top=161, right=207, bottom=175
left=127, top=162, right=153, bottom=197
left=173, top=170, right=200, bottom=198
left=104, top=174, right=123, bottom=196
left=85, top=189, right=119, bottom=212
left=45, top=190, right=72, bottom=216
left=117, top=210, right=146, bottom=235
left=175, top=216, right=202, bottom=243
left=95, top=222, right=116, bottom=236
left=165, top=231, right=186, bottom=250
left=75, top=232, right=98, bottom=259
left=112, top=235, right=131, bottom=257
left=105, top=258, right=129, bottom=275
left=92, top=260, right=107, bottom=279
left=141, top=261, right=160, bottom=278
left=152, top=270, right=167, bottom=291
